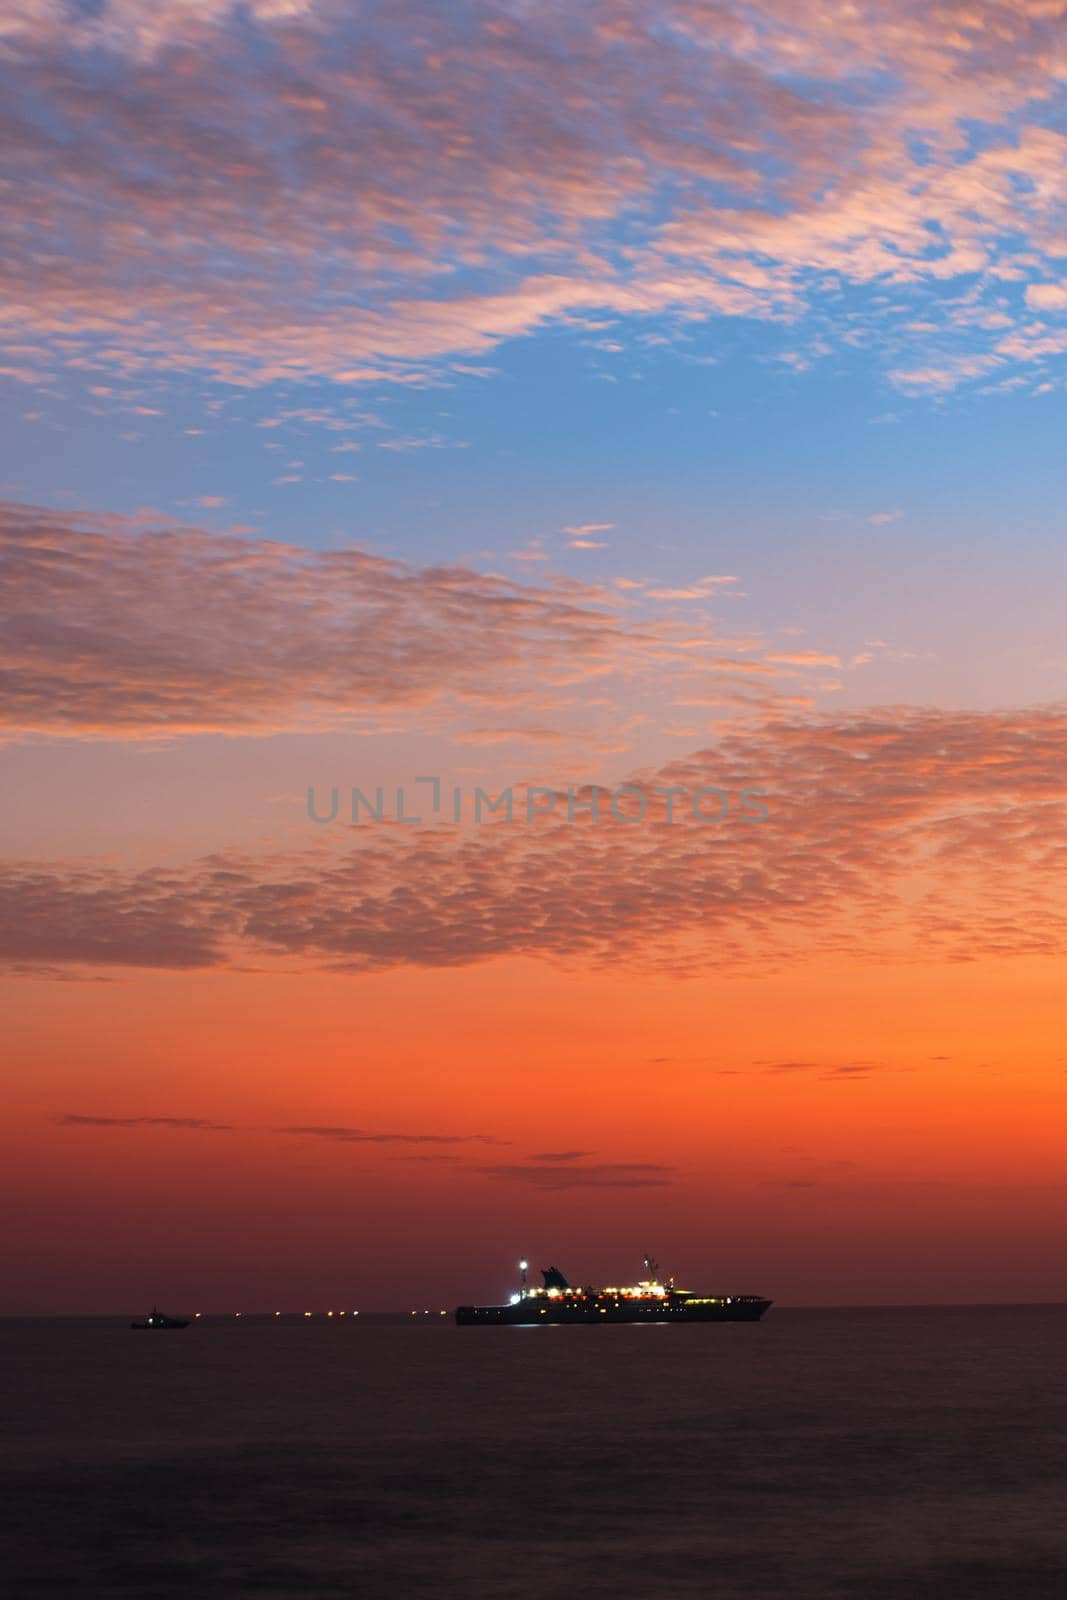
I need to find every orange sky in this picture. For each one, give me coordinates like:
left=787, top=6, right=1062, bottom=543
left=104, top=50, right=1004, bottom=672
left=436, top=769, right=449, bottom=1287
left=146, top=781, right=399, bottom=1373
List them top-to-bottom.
left=6, top=1, right=1067, bottom=1314
left=3, top=543, right=1067, bottom=1311
left=5, top=941, right=1066, bottom=1312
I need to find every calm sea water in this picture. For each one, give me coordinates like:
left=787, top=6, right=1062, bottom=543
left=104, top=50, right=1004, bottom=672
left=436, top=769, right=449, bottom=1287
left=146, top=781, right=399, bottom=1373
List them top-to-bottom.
left=3, top=1307, right=1067, bottom=1598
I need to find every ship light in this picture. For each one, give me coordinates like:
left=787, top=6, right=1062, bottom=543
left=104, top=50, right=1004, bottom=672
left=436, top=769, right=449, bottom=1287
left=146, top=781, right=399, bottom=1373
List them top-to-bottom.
left=509, top=1293, right=521, bottom=1304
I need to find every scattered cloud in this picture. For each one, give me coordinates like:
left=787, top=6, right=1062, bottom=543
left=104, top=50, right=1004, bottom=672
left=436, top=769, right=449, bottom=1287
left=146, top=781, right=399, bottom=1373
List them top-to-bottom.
left=5, top=4, right=1067, bottom=392
left=0, top=500, right=837, bottom=743
left=0, top=502, right=654, bottom=739
left=565, top=522, right=615, bottom=550
left=8, top=701, right=1067, bottom=977
left=758, top=1060, right=883, bottom=1079
left=56, top=1114, right=233, bottom=1131
left=56, top=1114, right=507, bottom=1146
left=275, top=1124, right=504, bottom=1146
left=530, top=1150, right=596, bottom=1162
left=478, top=1162, right=675, bottom=1189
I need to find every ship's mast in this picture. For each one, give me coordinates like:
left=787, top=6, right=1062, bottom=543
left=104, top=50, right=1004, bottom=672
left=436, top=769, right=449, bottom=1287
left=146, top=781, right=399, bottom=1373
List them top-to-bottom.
left=643, top=1253, right=659, bottom=1284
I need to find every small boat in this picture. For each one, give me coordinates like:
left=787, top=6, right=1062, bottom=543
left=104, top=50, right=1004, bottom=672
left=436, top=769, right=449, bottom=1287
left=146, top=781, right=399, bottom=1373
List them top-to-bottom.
left=130, top=1308, right=190, bottom=1330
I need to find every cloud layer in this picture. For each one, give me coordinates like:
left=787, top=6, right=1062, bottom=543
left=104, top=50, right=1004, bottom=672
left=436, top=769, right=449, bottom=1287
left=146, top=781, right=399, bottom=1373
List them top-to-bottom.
left=5, top=2, right=1067, bottom=390
left=0, top=501, right=836, bottom=741
left=0, top=502, right=648, bottom=738
left=6, top=702, right=1067, bottom=975
left=56, top=1114, right=502, bottom=1145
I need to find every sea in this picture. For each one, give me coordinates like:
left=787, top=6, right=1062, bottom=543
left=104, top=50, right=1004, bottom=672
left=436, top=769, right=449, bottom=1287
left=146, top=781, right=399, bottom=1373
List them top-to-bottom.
left=3, top=1306, right=1067, bottom=1598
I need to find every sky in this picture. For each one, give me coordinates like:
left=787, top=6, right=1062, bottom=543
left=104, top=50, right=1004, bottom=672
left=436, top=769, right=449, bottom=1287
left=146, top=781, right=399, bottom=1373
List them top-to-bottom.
left=3, top=0, right=1067, bottom=1313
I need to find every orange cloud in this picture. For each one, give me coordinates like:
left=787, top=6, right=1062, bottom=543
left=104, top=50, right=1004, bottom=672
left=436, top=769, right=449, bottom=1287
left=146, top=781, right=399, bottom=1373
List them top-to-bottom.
left=4, top=703, right=1067, bottom=977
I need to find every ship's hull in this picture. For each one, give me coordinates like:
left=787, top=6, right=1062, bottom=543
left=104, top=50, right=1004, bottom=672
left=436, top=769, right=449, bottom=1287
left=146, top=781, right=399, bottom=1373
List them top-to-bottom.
left=455, top=1297, right=771, bottom=1326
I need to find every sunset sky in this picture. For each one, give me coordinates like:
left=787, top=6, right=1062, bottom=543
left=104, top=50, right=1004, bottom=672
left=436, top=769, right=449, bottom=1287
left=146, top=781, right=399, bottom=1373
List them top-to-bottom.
left=3, top=0, right=1067, bottom=1313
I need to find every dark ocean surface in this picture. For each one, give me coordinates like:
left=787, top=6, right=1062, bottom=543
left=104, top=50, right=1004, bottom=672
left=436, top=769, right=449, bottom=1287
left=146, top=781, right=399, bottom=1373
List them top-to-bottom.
left=3, top=1307, right=1067, bottom=1598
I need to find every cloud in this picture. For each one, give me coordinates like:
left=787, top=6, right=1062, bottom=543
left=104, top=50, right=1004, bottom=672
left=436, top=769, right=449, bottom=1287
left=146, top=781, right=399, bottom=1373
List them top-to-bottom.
left=5, top=3, right=1067, bottom=391
left=1026, top=284, right=1067, bottom=312
left=0, top=501, right=824, bottom=743
left=0, top=502, right=651, bottom=740
left=565, top=522, right=615, bottom=549
left=764, top=652, right=841, bottom=668
left=7, top=701, right=1067, bottom=977
left=453, top=728, right=568, bottom=746
left=0, top=864, right=225, bottom=968
left=759, top=1060, right=883, bottom=1079
left=759, top=1061, right=824, bottom=1074
left=56, top=1113, right=506, bottom=1145
left=56, top=1114, right=234, bottom=1130
left=274, top=1125, right=503, bottom=1145
left=529, top=1150, right=596, bottom=1161
left=478, top=1162, right=675, bottom=1189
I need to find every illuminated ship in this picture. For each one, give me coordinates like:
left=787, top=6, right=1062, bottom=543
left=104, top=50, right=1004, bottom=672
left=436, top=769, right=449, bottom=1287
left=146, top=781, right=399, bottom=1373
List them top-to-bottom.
left=455, top=1257, right=771, bottom=1325
left=130, top=1308, right=189, bottom=1330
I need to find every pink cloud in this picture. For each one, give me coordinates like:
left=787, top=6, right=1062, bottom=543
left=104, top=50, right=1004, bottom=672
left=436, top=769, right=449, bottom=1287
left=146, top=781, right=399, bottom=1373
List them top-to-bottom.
left=4, top=3, right=1067, bottom=390
left=0, top=501, right=826, bottom=742
left=0, top=502, right=647, bottom=739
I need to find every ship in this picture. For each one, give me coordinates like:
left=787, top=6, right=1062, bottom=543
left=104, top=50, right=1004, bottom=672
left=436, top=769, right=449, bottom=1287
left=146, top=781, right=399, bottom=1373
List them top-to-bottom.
left=455, top=1257, right=771, bottom=1325
left=130, top=1308, right=190, bottom=1330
